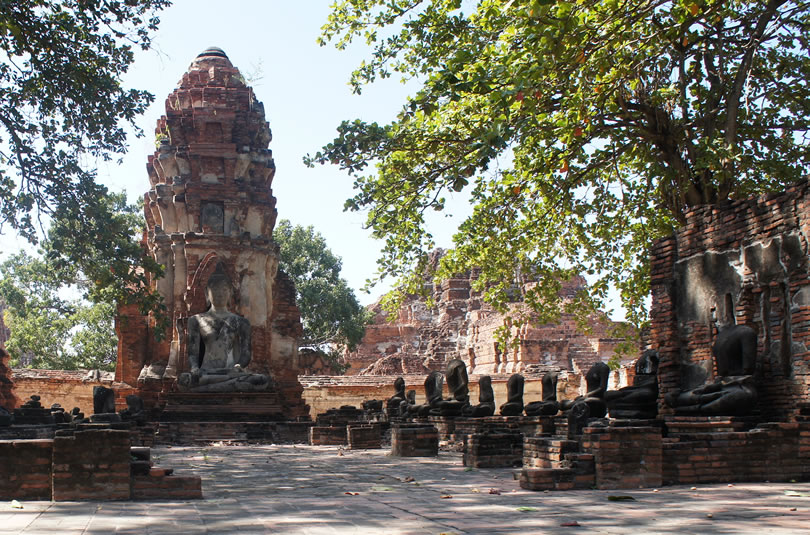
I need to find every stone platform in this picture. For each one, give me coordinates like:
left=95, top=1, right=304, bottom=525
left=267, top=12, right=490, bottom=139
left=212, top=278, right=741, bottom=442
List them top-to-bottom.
left=159, top=392, right=287, bottom=422
left=156, top=420, right=313, bottom=445
left=0, top=429, right=200, bottom=502
left=4, top=444, right=809, bottom=534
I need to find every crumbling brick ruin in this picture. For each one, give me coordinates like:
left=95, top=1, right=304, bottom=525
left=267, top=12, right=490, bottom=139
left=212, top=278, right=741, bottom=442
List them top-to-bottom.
left=345, top=250, right=635, bottom=376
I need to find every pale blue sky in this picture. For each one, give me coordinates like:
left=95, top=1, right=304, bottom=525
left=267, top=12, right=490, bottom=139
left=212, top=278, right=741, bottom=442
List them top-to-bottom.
left=0, top=0, right=472, bottom=305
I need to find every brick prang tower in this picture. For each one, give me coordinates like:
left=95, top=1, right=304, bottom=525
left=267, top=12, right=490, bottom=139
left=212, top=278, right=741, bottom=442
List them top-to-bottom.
left=116, top=47, right=308, bottom=419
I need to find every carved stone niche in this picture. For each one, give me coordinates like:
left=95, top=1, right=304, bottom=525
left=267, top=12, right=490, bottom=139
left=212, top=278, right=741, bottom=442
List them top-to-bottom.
left=200, top=201, right=224, bottom=234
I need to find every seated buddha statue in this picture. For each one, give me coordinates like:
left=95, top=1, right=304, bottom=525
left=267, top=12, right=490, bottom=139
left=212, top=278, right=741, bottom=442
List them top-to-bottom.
left=177, top=265, right=269, bottom=392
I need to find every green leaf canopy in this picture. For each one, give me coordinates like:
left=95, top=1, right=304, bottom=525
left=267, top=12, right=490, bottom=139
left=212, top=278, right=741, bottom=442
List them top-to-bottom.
left=311, top=0, right=810, bottom=326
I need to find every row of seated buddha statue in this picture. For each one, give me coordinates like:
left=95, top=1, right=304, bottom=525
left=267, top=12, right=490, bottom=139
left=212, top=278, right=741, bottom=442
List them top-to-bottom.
left=385, top=318, right=760, bottom=420
left=385, top=351, right=661, bottom=420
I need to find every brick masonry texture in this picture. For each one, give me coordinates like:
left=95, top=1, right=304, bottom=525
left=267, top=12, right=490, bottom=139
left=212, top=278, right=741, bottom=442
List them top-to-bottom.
left=651, top=180, right=810, bottom=419
left=344, top=250, right=636, bottom=376
left=10, top=369, right=114, bottom=414
left=662, top=418, right=810, bottom=485
left=155, top=421, right=312, bottom=445
left=347, top=424, right=382, bottom=449
left=391, top=424, right=439, bottom=457
left=309, top=426, right=347, bottom=446
left=582, top=426, right=663, bottom=489
left=1, top=428, right=203, bottom=501
left=51, top=429, right=132, bottom=501
left=463, top=432, right=523, bottom=468
left=0, top=439, right=52, bottom=499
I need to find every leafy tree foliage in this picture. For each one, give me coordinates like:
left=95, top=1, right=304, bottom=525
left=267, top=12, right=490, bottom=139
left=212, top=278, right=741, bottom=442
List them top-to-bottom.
left=0, top=0, right=169, bottom=318
left=310, top=0, right=810, bottom=328
left=1, top=191, right=155, bottom=370
left=274, top=220, right=371, bottom=370
left=1, top=252, right=117, bottom=371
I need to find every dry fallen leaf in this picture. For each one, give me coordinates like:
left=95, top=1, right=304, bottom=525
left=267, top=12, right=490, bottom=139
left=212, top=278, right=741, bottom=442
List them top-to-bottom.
left=404, top=476, right=414, bottom=482
left=489, top=488, right=501, bottom=495
left=344, top=492, right=359, bottom=496
left=440, top=495, right=453, bottom=499
left=560, top=521, right=581, bottom=527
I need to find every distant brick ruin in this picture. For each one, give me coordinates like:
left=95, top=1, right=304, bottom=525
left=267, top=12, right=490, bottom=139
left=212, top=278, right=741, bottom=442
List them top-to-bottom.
left=344, top=250, right=636, bottom=376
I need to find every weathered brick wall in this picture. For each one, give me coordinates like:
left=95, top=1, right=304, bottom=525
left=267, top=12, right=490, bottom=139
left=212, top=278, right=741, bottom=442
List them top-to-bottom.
left=651, top=180, right=810, bottom=419
left=11, top=369, right=114, bottom=414
left=155, top=421, right=312, bottom=445
left=662, top=422, right=810, bottom=484
left=347, top=424, right=382, bottom=449
left=391, top=424, right=439, bottom=457
left=309, top=426, right=347, bottom=446
left=582, top=426, right=663, bottom=489
left=51, top=429, right=131, bottom=501
left=463, top=432, right=523, bottom=468
left=0, top=439, right=52, bottom=499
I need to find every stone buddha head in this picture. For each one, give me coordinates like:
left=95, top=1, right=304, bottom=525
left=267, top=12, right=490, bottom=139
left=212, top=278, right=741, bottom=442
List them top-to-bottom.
left=205, top=265, right=233, bottom=311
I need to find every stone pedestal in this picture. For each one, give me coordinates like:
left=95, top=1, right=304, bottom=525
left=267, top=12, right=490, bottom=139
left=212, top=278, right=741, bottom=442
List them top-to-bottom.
left=159, top=391, right=288, bottom=422
left=662, top=419, right=810, bottom=485
left=391, top=423, right=438, bottom=457
left=347, top=424, right=382, bottom=449
left=582, top=425, right=663, bottom=489
left=309, top=426, right=347, bottom=446
left=51, top=429, right=131, bottom=501
left=463, top=432, right=523, bottom=468
left=0, top=439, right=53, bottom=499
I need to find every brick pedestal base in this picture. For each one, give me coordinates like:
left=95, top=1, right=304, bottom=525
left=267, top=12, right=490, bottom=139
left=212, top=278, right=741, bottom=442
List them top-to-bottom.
left=347, top=424, right=382, bottom=449
left=391, top=424, right=438, bottom=457
left=310, top=426, right=347, bottom=446
left=463, top=432, right=523, bottom=468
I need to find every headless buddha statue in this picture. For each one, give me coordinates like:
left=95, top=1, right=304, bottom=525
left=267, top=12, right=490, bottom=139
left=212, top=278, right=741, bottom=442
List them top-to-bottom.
left=178, top=266, right=269, bottom=392
left=666, top=323, right=757, bottom=416
left=605, top=350, right=659, bottom=419
left=438, top=359, right=471, bottom=416
left=561, top=362, right=610, bottom=418
left=525, top=371, right=560, bottom=416
left=499, top=374, right=525, bottom=416
left=463, top=375, right=496, bottom=417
